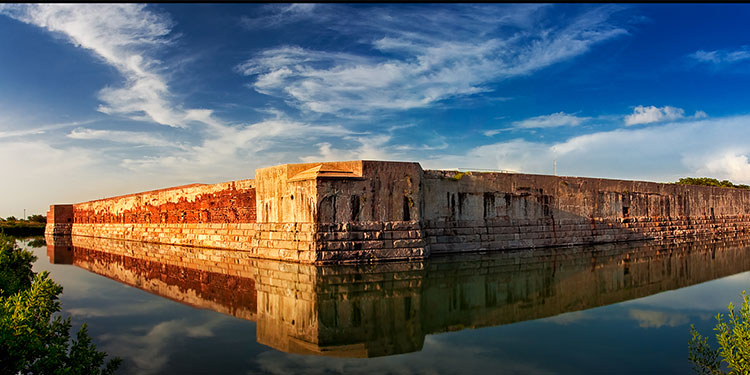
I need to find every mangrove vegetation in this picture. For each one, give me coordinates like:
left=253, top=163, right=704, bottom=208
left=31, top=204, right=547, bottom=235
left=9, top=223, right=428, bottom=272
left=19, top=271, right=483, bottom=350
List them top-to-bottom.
left=0, top=234, right=120, bottom=374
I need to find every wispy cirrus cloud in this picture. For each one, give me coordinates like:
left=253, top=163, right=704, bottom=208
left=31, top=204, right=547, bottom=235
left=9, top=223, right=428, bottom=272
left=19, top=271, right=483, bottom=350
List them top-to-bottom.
left=239, top=3, right=319, bottom=29
left=0, top=4, right=212, bottom=128
left=238, top=5, right=628, bottom=117
left=690, top=46, right=750, bottom=66
left=624, top=105, right=706, bottom=126
left=484, top=112, right=589, bottom=136
left=513, top=112, right=589, bottom=129
left=119, top=115, right=358, bottom=180
left=67, top=127, right=185, bottom=149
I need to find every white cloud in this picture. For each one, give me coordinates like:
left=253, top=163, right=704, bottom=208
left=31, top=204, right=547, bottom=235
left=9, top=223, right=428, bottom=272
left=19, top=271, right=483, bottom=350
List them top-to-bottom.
left=0, top=4, right=211, bottom=128
left=239, top=4, right=319, bottom=29
left=238, top=6, right=628, bottom=117
left=690, top=46, right=750, bottom=65
left=624, top=105, right=685, bottom=126
left=624, top=105, right=707, bottom=126
left=512, top=112, right=589, bottom=129
left=421, top=114, right=750, bottom=185
left=118, top=117, right=359, bottom=180
left=0, top=119, right=98, bottom=139
left=67, top=127, right=184, bottom=148
left=483, top=129, right=513, bottom=137
left=300, top=135, right=395, bottom=163
left=694, top=152, right=750, bottom=183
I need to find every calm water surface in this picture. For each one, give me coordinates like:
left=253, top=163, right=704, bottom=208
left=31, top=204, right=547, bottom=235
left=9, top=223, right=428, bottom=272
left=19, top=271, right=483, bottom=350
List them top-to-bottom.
left=18, top=235, right=750, bottom=375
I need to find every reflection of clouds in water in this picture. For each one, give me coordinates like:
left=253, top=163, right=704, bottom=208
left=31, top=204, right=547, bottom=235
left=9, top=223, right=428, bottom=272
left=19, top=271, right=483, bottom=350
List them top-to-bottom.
left=620, top=272, right=750, bottom=312
left=66, top=299, right=171, bottom=318
left=629, top=309, right=689, bottom=328
left=542, top=310, right=592, bottom=325
left=98, top=315, right=227, bottom=375
left=254, top=335, right=556, bottom=375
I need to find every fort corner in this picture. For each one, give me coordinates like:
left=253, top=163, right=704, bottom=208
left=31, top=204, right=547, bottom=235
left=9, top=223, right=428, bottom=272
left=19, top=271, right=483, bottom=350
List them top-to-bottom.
left=47, top=160, right=750, bottom=264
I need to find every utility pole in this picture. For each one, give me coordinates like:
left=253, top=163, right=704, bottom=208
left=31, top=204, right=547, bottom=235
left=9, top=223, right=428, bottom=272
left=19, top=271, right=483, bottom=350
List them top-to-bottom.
left=553, top=159, right=557, bottom=176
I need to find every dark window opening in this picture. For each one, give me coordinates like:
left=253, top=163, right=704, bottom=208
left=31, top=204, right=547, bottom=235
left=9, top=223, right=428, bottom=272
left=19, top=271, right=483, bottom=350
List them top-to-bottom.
left=483, top=192, right=495, bottom=219
left=350, top=195, right=361, bottom=221
left=541, top=195, right=552, bottom=217
left=403, top=196, right=411, bottom=221
left=622, top=206, right=630, bottom=218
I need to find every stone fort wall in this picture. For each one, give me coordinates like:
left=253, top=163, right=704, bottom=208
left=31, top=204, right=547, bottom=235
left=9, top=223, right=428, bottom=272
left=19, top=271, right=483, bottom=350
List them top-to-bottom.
left=47, top=160, right=750, bottom=263
left=421, top=170, right=750, bottom=255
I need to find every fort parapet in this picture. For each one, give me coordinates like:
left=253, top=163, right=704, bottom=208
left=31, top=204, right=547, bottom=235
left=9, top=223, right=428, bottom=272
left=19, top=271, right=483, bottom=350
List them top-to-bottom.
left=46, top=160, right=750, bottom=263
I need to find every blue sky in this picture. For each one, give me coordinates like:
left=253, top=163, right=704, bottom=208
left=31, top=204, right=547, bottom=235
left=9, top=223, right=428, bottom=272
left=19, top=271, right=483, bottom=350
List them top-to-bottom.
left=3, top=4, right=750, bottom=217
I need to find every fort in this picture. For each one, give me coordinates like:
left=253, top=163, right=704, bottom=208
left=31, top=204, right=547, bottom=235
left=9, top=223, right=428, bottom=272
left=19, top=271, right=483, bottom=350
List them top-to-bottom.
left=46, top=160, right=750, bottom=264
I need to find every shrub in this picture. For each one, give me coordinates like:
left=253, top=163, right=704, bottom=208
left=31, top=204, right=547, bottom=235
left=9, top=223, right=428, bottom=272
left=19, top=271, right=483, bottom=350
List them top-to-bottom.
left=677, top=177, right=750, bottom=190
left=0, top=234, right=120, bottom=374
left=689, top=291, right=750, bottom=374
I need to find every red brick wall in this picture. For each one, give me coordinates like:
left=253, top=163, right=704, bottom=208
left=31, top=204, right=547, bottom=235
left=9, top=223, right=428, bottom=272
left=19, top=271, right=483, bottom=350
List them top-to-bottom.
left=72, top=180, right=256, bottom=224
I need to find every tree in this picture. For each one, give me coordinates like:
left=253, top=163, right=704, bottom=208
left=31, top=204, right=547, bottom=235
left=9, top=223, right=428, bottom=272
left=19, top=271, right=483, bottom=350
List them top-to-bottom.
left=676, top=177, right=750, bottom=190
left=27, top=215, right=47, bottom=224
left=0, top=234, right=121, bottom=374
left=689, top=291, right=750, bottom=374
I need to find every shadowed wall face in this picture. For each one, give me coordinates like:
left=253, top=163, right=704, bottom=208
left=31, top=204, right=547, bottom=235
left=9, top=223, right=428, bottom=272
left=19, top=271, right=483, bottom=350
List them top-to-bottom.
left=312, top=161, right=427, bottom=262
left=421, top=170, right=750, bottom=254
left=45, top=204, right=73, bottom=235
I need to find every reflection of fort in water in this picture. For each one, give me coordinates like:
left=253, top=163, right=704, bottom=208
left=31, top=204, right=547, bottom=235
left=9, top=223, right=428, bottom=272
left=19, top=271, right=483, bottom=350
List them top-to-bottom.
left=47, top=234, right=750, bottom=358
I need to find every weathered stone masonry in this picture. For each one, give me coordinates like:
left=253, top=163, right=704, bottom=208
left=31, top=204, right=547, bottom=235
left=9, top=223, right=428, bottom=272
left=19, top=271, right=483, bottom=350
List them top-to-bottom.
left=47, top=160, right=750, bottom=263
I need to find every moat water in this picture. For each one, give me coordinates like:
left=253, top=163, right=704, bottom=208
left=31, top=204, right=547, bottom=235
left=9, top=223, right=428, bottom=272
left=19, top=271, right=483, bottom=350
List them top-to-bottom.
left=19, top=235, right=750, bottom=374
